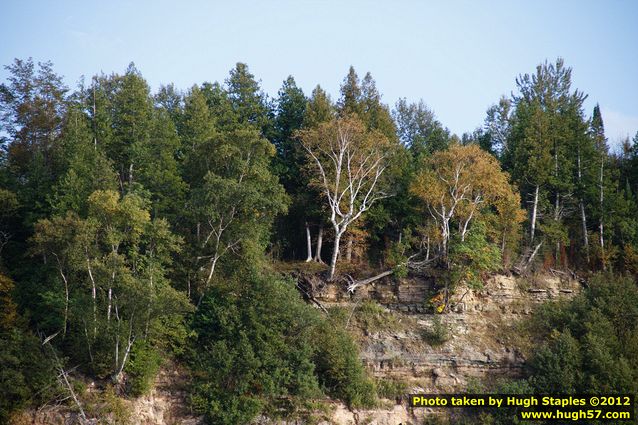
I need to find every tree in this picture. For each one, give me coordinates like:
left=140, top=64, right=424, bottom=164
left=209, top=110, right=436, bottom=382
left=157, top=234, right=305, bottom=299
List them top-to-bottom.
left=0, top=58, right=68, bottom=224
left=505, top=59, right=589, bottom=268
left=226, top=62, right=271, bottom=132
left=108, top=63, right=154, bottom=188
left=337, top=66, right=362, bottom=116
left=271, top=77, right=311, bottom=260
left=183, top=78, right=287, bottom=299
left=154, top=83, right=183, bottom=130
left=181, top=85, right=217, bottom=186
left=302, top=86, right=336, bottom=263
left=483, top=96, right=512, bottom=156
left=393, top=98, right=450, bottom=158
left=590, top=104, right=611, bottom=268
left=50, top=105, right=117, bottom=215
left=131, top=107, right=187, bottom=219
left=299, top=116, right=393, bottom=279
left=411, top=144, right=523, bottom=263
left=190, top=162, right=287, bottom=301
left=31, top=190, right=190, bottom=382
left=189, top=273, right=322, bottom=424
left=528, top=273, right=638, bottom=395
left=0, top=274, right=57, bottom=423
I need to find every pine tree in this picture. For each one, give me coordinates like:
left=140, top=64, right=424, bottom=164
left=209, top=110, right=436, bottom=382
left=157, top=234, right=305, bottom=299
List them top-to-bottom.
left=0, top=58, right=68, bottom=224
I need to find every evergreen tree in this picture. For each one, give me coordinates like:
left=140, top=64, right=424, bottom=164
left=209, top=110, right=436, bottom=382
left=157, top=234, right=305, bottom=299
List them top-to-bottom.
left=0, top=58, right=68, bottom=224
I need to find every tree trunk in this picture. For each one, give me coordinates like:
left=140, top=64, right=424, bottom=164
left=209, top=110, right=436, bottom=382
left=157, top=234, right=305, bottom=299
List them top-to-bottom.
left=92, top=82, right=97, bottom=150
left=577, top=149, right=589, bottom=260
left=599, top=157, right=605, bottom=270
left=530, top=185, right=539, bottom=242
left=555, top=192, right=560, bottom=264
left=580, top=200, right=589, bottom=261
left=441, top=216, right=450, bottom=263
left=305, top=222, right=313, bottom=262
left=314, top=226, right=324, bottom=263
left=328, top=231, right=343, bottom=280
left=346, top=234, right=353, bottom=263
left=86, top=257, right=97, bottom=337
left=59, top=269, right=69, bottom=337
left=346, top=269, right=394, bottom=293
left=107, top=286, right=112, bottom=323
left=113, top=336, right=135, bottom=384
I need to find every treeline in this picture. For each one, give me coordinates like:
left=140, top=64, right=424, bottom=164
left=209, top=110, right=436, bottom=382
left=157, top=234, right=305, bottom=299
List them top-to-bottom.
left=1, top=57, right=638, bottom=423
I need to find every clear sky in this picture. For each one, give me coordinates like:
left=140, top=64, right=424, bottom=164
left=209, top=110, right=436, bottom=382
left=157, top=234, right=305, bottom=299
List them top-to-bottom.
left=2, top=0, right=637, bottom=148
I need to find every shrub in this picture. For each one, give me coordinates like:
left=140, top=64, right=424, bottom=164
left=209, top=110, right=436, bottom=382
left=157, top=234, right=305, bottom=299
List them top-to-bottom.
left=188, top=273, right=322, bottom=424
left=527, top=273, right=638, bottom=395
left=421, top=315, right=449, bottom=346
left=312, top=318, right=377, bottom=408
left=125, top=340, right=162, bottom=397
left=376, top=378, right=408, bottom=400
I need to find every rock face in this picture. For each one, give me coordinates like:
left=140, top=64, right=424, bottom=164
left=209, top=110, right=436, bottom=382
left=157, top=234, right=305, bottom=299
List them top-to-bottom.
left=303, top=272, right=581, bottom=424
left=348, top=273, right=577, bottom=386
left=129, top=366, right=201, bottom=425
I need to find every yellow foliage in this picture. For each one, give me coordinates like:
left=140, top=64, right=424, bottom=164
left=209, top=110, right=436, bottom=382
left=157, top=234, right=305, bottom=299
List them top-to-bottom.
left=411, top=143, right=524, bottom=255
left=0, top=273, right=18, bottom=330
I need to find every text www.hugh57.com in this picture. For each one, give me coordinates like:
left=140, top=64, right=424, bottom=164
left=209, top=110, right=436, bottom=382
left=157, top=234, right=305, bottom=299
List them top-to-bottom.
left=520, top=409, right=631, bottom=421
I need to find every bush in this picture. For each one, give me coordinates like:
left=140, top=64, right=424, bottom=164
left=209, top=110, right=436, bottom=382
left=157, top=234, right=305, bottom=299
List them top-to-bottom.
left=449, top=221, right=501, bottom=291
left=188, top=271, right=379, bottom=423
left=188, top=273, right=322, bottom=424
left=527, top=273, right=638, bottom=396
left=354, top=300, right=407, bottom=333
left=422, top=315, right=449, bottom=346
left=312, top=318, right=377, bottom=408
left=125, top=340, right=162, bottom=397
left=376, top=378, right=408, bottom=400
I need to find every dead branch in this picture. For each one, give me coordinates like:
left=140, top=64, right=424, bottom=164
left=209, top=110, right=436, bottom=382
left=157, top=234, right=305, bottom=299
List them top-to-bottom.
left=345, top=269, right=394, bottom=293
left=295, top=281, right=329, bottom=314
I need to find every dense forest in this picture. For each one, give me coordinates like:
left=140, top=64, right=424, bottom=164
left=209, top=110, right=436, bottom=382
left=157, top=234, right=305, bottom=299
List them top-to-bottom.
left=1, top=57, right=637, bottom=424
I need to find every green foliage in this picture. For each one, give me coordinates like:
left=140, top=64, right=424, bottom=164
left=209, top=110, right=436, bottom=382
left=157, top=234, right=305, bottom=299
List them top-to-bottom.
left=3, top=56, right=638, bottom=423
left=394, top=98, right=450, bottom=157
left=31, top=189, right=191, bottom=381
left=449, top=221, right=502, bottom=289
left=188, top=270, right=379, bottom=423
left=189, top=273, right=322, bottom=424
left=527, top=273, right=638, bottom=396
left=0, top=274, right=58, bottom=422
left=353, top=300, right=410, bottom=334
left=421, top=315, right=450, bottom=346
left=312, top=317, right=377, bottom=409
left=529, top=329, right=583, bottom=393
left=125, top=340, right=163, bottom=396
left=375, top=378, right=408, bottom=400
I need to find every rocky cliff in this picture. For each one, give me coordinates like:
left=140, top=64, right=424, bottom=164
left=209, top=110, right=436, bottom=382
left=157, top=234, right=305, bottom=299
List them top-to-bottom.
left=298, top=271, right=581, bottom=424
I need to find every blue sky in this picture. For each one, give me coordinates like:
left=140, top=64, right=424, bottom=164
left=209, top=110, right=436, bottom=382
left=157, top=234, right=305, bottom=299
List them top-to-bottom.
left=2, top=0, right=637, bottom=147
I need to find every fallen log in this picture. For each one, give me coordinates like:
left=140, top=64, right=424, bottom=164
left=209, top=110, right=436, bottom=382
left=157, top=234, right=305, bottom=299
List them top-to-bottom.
left=345, top=269, right=394, bottom=293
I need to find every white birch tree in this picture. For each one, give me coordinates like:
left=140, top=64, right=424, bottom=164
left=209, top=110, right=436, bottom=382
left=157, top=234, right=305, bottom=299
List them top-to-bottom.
left=299, top=116, right=392, bottom=280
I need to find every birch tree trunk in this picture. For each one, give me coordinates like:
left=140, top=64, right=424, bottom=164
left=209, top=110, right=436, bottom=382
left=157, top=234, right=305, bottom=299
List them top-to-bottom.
left=577, top=150, right=589, bottom=260
left=530, top=185, right=539, bottom=242
left=555, top=192, right=560, bottom=264
left=580, top=201, right=589, bottom=261
left=305, top=222, right=313, bottom=262
left=314, top=226, right=324, bottom=263
left=329, top=231, right=344, bottom=280
left=345, top=234, right=353, bottom=263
